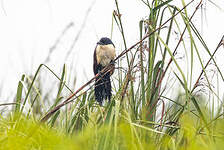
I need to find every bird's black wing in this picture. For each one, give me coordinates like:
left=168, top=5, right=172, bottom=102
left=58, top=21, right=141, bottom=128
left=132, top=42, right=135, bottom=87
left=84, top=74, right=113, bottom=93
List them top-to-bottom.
left=93, top=46, right=98, bottom=75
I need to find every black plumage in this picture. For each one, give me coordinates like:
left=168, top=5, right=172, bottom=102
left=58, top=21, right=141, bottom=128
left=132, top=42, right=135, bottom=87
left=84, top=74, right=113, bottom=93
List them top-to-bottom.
left=93, top=37, right=115, bottom=106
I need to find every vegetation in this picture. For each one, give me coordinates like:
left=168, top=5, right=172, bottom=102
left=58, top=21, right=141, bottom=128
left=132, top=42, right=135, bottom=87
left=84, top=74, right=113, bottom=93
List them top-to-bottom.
left=1, top=0, right=224, bottom=149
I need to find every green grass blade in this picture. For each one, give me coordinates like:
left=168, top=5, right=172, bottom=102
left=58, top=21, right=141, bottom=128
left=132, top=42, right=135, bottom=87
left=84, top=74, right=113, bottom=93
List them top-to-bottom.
left=15, top=74, right=25, bottom=113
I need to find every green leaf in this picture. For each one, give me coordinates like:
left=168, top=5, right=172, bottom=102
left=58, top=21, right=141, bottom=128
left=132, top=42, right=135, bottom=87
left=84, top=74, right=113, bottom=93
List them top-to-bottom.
left=152, top=0, right=173, bottom=12
left=15, top=74, right=25, bottom=113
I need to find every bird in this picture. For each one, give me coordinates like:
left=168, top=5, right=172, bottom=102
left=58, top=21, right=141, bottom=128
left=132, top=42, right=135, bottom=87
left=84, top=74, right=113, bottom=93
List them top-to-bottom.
left=93, top=37, right=115, bottom=106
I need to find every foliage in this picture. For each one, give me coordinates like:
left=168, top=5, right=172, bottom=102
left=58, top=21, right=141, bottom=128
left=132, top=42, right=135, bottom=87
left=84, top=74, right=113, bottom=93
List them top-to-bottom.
left=0, top=0, right=224, bottom=150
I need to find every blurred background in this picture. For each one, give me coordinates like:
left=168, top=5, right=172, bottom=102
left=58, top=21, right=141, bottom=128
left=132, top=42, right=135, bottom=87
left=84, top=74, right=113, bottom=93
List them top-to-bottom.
left=0, top=0, right=223, bottom=102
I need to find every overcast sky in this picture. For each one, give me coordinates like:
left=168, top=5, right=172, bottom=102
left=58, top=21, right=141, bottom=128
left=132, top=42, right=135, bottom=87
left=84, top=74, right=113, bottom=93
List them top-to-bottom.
left=0, top=0, right=223, bottom=102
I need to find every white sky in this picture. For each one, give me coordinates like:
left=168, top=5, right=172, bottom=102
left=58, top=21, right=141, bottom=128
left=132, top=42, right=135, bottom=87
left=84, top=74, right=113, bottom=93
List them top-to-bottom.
left=0, top=0, right=223, bottom=102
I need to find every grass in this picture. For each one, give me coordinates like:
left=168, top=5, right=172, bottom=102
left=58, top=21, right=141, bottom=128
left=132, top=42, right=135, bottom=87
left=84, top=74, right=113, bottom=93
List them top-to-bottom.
left=1, top=0, right=224, bottom=149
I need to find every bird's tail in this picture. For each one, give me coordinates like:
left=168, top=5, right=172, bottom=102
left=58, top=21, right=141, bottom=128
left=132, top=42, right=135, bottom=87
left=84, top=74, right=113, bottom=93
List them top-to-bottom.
left=94, top=72, right=111, bottom=106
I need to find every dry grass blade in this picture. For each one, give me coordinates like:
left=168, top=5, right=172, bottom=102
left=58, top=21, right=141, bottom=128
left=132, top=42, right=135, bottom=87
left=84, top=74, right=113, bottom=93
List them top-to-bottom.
left=192, top=35, right=224, bottom=92
left=0, top=102, right=18, bottom=106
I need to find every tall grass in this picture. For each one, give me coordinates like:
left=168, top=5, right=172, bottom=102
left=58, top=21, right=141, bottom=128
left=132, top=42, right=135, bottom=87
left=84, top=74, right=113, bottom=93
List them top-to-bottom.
left=0, top=0, right=224, bottom=149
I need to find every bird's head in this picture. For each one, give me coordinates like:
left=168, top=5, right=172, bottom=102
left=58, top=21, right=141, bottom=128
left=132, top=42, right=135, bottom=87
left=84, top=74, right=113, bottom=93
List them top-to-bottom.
left=97, top=37, right=114, bottom=46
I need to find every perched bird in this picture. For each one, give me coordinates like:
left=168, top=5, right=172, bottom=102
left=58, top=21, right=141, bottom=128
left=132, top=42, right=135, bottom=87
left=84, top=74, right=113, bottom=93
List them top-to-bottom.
left=93, top=37, right=115, bottom=106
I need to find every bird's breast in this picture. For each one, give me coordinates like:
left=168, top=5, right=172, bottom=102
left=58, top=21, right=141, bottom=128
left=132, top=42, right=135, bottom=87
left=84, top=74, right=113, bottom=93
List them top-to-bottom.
left=96, top=44, right=115, bottom=66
